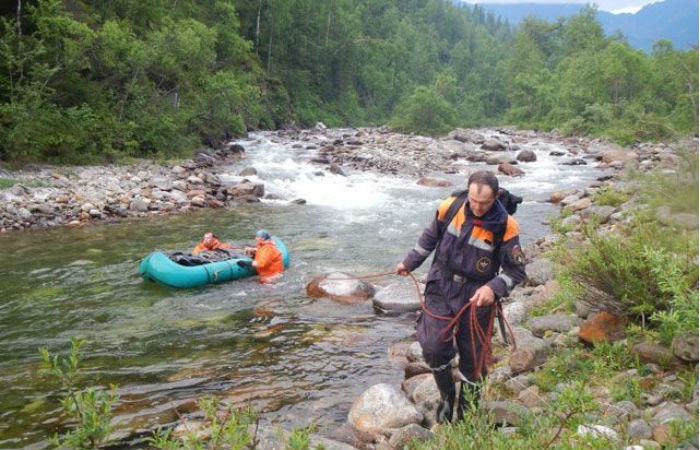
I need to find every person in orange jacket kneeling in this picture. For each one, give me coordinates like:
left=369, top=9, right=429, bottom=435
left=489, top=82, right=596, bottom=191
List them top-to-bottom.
left=244, top=230, right=284, bottom=284
left=192, top=232, right=233, bottom=254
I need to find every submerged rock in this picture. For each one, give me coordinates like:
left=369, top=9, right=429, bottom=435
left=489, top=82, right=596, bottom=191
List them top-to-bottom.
left=416, top=177, right=452, bottom=188
left=306, top=272, right=375, bottom=303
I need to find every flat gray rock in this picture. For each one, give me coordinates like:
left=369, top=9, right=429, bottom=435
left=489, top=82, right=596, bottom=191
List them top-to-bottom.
left=526, top=258, right=554, bottom=286
left=372, top=281, right=422, bottom=312
left=484, top=401, right=530, bottom=426
left=652, top=402, right=693, bottom=425
left=627, top=419, right=652, bottom=440
left=387, top=424, right=432, bottom=448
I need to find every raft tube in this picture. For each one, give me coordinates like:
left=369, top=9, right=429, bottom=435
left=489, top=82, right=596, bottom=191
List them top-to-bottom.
left=140, top=236, right=290, bottom=288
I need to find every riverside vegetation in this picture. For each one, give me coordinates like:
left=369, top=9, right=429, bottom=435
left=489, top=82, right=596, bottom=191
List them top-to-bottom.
left=0, top=0, right=697, bottom=165
left=41, top=339, right=322, bottom=450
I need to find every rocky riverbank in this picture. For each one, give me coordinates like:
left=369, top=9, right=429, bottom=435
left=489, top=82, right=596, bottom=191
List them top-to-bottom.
left=0, top=125, right=689, bottom=233
left=132, top=130, right=698, bottom=449
left=316, top=138, right=698, bottom=450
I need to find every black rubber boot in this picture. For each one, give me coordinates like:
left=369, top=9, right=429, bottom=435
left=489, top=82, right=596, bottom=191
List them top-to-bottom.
left=433, top=366, right=456, bottom=424
left=456, top=380, right=481, bottom=422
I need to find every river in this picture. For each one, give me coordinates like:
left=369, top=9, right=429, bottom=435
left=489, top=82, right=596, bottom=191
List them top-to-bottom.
left=0, top=130, right=605, bottom=449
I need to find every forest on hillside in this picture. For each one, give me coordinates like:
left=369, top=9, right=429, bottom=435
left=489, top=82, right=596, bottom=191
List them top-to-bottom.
left=0, top=0, right=697, bottom=163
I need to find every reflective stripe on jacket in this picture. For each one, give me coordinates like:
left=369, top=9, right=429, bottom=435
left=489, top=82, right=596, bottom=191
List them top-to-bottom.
left=402, top=196, right=526, bottom=298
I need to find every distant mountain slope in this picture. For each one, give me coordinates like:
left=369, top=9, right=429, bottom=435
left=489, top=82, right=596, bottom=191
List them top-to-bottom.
left=466, top=0, right=699, bottom=52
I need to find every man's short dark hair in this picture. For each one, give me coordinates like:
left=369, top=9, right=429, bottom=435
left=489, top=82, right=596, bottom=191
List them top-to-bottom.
left=468, top=170, right=499, bottom=197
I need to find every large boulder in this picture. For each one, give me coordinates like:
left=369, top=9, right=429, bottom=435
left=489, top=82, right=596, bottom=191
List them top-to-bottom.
left=448, top=128, right=481, bottom=143
left=481, top=139, right=507, bottom=151
left=601, top=148, right=638, bottom=165
left=516, top=150, right=537, bottom=162
left=485, top=153, right=517, bottom=165
left=498, top=162, right=525, bottom=177
left=151, top=177, right=174, bottom=191
left=227, top=180, right=264, bottom=198
left=550, top=189, right=578, bottom=204
left=566, top=197, right=592, bottom=212
left=129, top=198, right=149, bottom=212
left=581, top=205, right=617, bottom=224
left=526, top=257, right=554, bottom=286
left=306, top=272, right=375, bottom=304
left=372, top=281, right=422, bottom=312
left=502, top=302, right=528, bottom=326
left=577, top=312, right=627, bottom=345
left=526, top=314, right=582, bottom=338
left=508, top=328, right=549, bottom=374
left=671, top=333, right=699, bottom=362
left=632, top=342, right=682, bottom=369
left=410, top=375, right=442, bottom=411
left=348, top=384, right=423, bottom=442
left=484, top=401, right=530, bottom=426
left=652, top=402, right=693, bottom=425
left=386, top=424, right=432, bottom=449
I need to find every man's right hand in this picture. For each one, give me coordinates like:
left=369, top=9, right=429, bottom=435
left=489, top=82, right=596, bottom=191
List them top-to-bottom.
left=396, top=262, right=409, bottom=276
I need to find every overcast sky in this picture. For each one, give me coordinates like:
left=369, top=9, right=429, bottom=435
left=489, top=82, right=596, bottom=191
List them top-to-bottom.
left=465, top=1, right=661, bottom=14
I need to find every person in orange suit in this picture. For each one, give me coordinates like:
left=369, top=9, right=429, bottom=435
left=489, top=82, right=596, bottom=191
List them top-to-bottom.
left=243, top=230, right=284, bottom=283
left=192, top=232, right=233, bottom=255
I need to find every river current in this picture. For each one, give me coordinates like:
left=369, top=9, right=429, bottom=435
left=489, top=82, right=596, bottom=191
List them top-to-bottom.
left=0, top=130, right=604, bottom=448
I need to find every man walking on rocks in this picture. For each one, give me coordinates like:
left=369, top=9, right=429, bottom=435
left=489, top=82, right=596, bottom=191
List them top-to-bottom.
left=396, top=170, right=526, bottom=423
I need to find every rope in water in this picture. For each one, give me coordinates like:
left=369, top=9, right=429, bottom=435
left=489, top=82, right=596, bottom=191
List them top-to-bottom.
left=322, top=270, right=517, bottom=378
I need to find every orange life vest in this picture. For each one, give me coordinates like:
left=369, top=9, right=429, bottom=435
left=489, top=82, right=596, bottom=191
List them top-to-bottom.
left=192, top=238, right=233, bottom=255
left=254, top=240, right=284, bottom=283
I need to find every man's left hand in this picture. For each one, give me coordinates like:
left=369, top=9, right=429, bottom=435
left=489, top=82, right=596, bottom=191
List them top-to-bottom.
left=469, top=285, right=495, bottom=307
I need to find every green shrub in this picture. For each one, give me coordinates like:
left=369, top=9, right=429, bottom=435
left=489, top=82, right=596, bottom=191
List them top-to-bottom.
left=390, top=85, right=457, bottom=136
left=591, top=187, right=628, bottom=207
left=565, top=216, right=698, bottom=328
left=646, top=247, right=700, bottom=344
left=40, top=337, right=118, bottom=449
left=411, top=382, right=601, bottom=450
left=149, top=397, right=257, bottom=450
left=284, top=424, right=315, bottom=450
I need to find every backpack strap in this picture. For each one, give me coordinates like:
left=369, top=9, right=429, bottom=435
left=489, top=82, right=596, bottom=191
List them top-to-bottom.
left=437, top=190, right=469, bottom=240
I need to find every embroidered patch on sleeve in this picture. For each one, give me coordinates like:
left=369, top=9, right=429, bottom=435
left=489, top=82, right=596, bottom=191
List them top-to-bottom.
left=510, top=245, right=526, bottom=266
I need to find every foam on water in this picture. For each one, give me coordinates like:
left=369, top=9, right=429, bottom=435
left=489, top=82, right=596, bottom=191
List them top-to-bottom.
left=232, top=135, right=427, bottom=211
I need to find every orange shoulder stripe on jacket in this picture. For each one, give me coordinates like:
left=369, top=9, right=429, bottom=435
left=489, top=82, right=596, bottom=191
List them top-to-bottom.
left=436, top=196, right=457, bottom=220
left=503, top=215, right=520, bottom=242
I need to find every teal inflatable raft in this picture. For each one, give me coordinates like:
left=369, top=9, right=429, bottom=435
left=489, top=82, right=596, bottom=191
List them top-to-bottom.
left=140, top=236, right=289, bottom=288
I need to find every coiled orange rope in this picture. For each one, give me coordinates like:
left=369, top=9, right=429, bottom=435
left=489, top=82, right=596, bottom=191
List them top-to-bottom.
left=321, top=270, right=517, bottom=378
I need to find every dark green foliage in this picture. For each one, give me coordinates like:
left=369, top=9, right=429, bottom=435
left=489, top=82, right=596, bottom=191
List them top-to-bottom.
left=0, top=0, right=697, bottom=163
left=390, top=85, right=456, bottom=135
left=560, top=160, right=699, bottom=343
